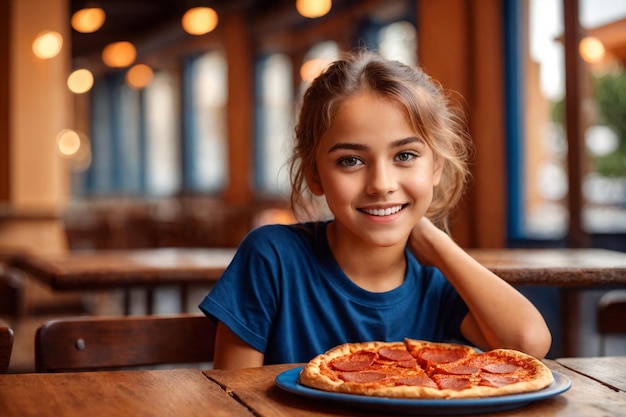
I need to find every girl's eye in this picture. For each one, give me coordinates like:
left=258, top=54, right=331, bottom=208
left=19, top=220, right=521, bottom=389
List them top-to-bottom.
left=396, top=151, right=418, bottom=162
left=338, top=156, right=362, bottom=168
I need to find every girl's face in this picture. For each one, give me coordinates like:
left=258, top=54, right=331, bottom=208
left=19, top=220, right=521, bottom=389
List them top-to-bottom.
left=309, top=91, right=442, bottom=249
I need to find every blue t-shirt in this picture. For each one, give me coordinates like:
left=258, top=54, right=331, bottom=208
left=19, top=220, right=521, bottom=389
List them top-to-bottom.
left=199, top=221, right=469, bottom=364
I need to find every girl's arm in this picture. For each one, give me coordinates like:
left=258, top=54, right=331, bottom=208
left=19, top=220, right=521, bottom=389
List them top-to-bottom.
left=408, top=217, right=552, bottom=359
left=212, top=322, right=264, bottom=369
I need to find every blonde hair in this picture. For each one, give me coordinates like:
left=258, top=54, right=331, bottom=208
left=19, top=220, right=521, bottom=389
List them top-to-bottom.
left=288, top=50, right=472, bottom=231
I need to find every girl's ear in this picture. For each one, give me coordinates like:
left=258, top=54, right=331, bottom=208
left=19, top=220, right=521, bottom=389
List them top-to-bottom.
left=306, top=169, right=325, bottom=196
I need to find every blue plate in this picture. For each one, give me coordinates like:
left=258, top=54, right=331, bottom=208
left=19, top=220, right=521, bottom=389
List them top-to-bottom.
left=275, top=367, right=571, bottom=415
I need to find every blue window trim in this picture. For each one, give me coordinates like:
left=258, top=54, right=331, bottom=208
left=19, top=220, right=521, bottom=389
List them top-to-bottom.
left=503, top=0, right=525, bottom=241
left=253, top=53, right=267, bottom=191
left=181, top=55, right=197, bottom=192
left=109, top=72, right=124, bottom=191
left=138, top=90, right=147, bottom=192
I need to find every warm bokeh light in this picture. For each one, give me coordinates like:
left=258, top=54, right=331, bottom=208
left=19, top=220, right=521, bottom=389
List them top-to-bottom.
left=296, top=0, right=332, bottom=18
left=71, top=7, right=106, bottom=33
left=181, top=7, right=219, bottom=35
left=32, top=31, right=63, bottom=59
left=580, top=36, right=606, bottom=64
left=101, top=41, right=136, bottom=68
left=300, top=58, right=331, bottom=82
left=126, top=64, right=154, bottom=89
left=67, top=69, right=94, bottom=94
left=56, top=129, right=82, bottom=157
left=56, top=129, right=93, bottom=171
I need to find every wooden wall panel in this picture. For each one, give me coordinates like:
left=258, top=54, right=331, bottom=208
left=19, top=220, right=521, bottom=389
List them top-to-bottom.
left=0, top=0, right=10, bottom=202
left=418, top=0, right=506, bottom=248
left=467, top=0, right=507, bottom=248
left=223, top=12, right=254, bottom=204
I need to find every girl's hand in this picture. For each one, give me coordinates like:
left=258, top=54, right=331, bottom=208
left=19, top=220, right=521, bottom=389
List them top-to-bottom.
left=408, top=217, right=453, bottom=267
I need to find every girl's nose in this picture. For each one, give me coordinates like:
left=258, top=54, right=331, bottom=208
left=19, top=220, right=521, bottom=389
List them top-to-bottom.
left=366, top=162, right=398, bottom=195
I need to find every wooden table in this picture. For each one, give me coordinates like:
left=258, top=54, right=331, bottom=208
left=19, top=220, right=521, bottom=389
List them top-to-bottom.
left=9, top=247, right=626, bottom=350
left=14, top=247, right=625, bottom=291
left=11, top=248, right=236, bottom=314
left=468, top=248, right=626, bottom=287
left=556, top=356, right=626, bottom=393
left=2, top=359, right=624, bottom=416
left=0, top=368, right=249, bottom=417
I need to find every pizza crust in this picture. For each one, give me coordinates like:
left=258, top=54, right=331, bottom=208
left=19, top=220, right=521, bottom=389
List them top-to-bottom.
left=299, top=340, right=554, bottom=399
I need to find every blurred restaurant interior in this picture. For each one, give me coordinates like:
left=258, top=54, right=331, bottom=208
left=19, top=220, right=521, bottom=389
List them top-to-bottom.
left=1, top=0, right=625, bottom=372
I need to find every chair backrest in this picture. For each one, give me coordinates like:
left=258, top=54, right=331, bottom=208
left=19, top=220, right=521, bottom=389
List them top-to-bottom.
left=0, top=264, right=23, bottom=318
left=597, top=290, right=626, bottom=356
left=597, top=290, right=626, bottom=334
left=35, top=313, right=216, bottom=373
left=0, top=319, right=14, bottom=373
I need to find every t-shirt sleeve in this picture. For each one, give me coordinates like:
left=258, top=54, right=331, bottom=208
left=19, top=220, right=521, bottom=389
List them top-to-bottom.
left=198, top=226, right=281, bottom=354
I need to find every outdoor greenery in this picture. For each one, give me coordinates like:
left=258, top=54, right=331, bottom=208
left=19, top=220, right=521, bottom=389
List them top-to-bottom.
left=550, top=70, right=626, bottom=178
left=592, top=71, right=626, bottom=178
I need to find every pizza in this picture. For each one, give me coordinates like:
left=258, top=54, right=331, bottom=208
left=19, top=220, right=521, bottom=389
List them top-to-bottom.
left=298, top=339, right=554, bottom=399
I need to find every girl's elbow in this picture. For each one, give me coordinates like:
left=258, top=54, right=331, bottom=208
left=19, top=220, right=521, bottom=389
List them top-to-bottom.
left=518, top=325, right=552, bottom=359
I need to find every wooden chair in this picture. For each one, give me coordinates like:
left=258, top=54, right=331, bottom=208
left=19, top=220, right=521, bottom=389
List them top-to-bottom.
left=0, top=264, right=23, bottom=319
left=597, top=290, right=626, bottom=355
left=35, top=313, right=216, bottom=373
left=0, top=319, right=14, bottom=373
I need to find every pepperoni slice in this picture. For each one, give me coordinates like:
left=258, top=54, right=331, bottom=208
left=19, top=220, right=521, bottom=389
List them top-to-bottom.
left=378, top=348, right=415, bottom=362
left=419, top=348, right=467, bottom=364
left=330, top=351, right=376, bottom=372
left=397, top=359, right=418, bottom=368
left=482, top=363, right=521, bottom=374
left=439, top=365, right=480, bottom=375
left=340, top=371, right=388, bottom=383
left=480, top=374, right=520, bottom=387
left=396, top=376, right=438, bottom=388
left=433, top=376, right=472, bottom=391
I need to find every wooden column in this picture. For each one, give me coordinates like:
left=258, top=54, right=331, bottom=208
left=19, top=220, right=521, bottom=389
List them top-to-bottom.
left=0, top=0, right=10, bottom=202
left=0, top=0, right=70, bottom=255
left=417, top=0, right=507, bottom=248
left=562, top=0, right=589, bottom=248
left=223, top=12, right=254, bottom=205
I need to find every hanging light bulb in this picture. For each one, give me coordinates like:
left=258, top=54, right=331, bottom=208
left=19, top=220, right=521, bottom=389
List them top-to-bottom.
left=296, top=0, right=332, bottom=18
left=71, top=7, right=106, bottom=33
left=181, top=7, right=219, bottom=35
left=32, top=31, right=63, bottom=59
left=579, top=36, right=605, bottom=64
left=101, top=41, right=136, bottom=68
left=300, top=57, right=332, bottom=82
left=126, top=64, right=154, bottom=89
left=67, top=68, right=94, bottom=94
left=56, top=129, right=82, bottom=157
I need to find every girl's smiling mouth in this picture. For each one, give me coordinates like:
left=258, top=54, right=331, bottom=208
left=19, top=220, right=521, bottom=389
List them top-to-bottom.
left=359, top=204, right=407, bottom=216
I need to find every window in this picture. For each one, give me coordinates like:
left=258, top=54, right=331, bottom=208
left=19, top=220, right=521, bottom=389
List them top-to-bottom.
left=511, top=0, right=626, bottom=244
left=518, top=0, right=567, bottom=239
left=579, top=0, right=626, bottom=234
left=378, top=20, right=417, bottom=67
left=184, top=51, right=228, bottom=193
left=255, top=53, right=294, bottom=195
left=145, top=71, right=181, bottom=196
left=86, top=72, right=143, bottom=195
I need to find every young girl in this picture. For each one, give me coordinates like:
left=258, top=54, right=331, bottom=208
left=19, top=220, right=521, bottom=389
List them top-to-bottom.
left=199, top=50, right=551, bottom=369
